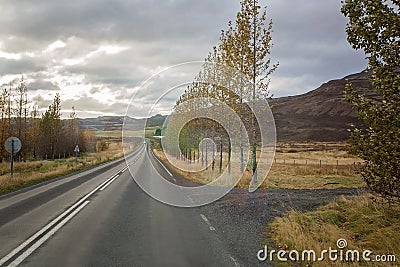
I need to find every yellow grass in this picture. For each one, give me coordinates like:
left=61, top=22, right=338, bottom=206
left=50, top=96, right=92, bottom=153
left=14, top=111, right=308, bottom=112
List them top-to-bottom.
left=0, top=141, right=134, bottom=194
left=153, top=143, right=366, bottom=189
left=268, top=195, right=399, bottom=266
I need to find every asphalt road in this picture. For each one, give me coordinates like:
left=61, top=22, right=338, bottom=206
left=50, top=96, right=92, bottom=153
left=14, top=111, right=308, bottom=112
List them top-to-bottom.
left=0, top=144, right=239, bottom=267
left=0, top=144, right=364, bottom=267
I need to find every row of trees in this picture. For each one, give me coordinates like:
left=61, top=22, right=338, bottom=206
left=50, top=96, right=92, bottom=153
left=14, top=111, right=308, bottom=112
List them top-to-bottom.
left=171, top=0, right=399, bottom=202
left=172, top=0, right=277, bottom=179
left=0, top=79, right=92, bottom=162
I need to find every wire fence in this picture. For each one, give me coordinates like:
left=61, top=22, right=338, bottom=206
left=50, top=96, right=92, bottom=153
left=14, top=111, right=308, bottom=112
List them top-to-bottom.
left=273, top=158, right=360, bottom=174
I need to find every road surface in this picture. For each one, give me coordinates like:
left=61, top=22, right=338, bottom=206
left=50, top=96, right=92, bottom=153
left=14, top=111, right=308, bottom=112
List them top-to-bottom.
left=0, top=143, right=364, bottom=267
left=0, top=144, right=241, bottom=267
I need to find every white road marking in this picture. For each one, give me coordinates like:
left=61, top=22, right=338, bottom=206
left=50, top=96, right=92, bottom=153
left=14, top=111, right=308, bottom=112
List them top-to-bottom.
left=151, top=150, right=173, bottom=177
left=0, top=170, right=120, bottom=266
left=99, top=175, right=119, bottom=191
left=7, top=201, right=90, bottom=267
left=200, top=214, right=215, bottom=231
left=230, top=256, right=240, bottom=266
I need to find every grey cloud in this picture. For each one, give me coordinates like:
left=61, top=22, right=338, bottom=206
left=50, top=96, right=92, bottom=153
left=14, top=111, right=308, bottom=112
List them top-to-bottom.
left=0, top=0, right=367, bottom=116
left=1, top=0, right=238, bottom=47
left=267, top=0, right=366, bottom=96
left=0, top=58, right=45, bottom=75
left=28, top=80, right=61, bottom=91
left=90, top=87, right=101, bottom=94
left=32, top=94, right=53, bottom=109
left=32, top=94, right=44, bottom=103
left=62, top=96, right=128, bottom=116
left=62, top=97, right=110, bottom=112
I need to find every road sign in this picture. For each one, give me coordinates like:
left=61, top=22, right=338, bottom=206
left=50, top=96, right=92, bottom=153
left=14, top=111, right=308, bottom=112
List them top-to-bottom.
left=5, top=137, right=22, bottom=154
left=5, top=137, right=21, bottom=178
left=74, top=145, right=79, bottom=164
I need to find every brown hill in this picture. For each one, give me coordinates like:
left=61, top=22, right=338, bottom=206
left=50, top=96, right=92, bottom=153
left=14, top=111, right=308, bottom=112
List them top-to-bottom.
left=272, top=71, right=379, bottom=142
left=78, top=72, right=378, bottom=142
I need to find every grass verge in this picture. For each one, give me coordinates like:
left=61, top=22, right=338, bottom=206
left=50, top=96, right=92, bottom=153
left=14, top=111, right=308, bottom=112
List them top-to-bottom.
left=0, top=141, right=131, bottom=195
left=153, top=147, right=365, bottom=190
left=268, top=195, right=399, bottom=266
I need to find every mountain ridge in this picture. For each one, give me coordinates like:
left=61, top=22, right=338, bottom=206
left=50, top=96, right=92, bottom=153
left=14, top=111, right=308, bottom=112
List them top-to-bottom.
left=271, top=70, right=376, bottom=141
left=78, top=71, right=377, bottom=142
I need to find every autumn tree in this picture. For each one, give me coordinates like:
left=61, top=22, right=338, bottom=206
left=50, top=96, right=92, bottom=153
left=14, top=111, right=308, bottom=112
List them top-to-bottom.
left=174, top=0, right=277, bottom=180
left=210, top=0, right=277, bottom=180
left=341, top=0, right=400, bottom=202
left=14, top=77, right=29, bottom=159
left=0, top=87, right=11, bottom=161
left=39, top=93, right=62, bottom=159
left=29, top=105, right=40, bottom=159
left=62, top=106, right=79, bottom=155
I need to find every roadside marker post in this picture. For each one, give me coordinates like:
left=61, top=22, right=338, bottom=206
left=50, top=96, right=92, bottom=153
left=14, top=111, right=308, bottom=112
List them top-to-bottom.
left=74, top=144, right=80, bottom=164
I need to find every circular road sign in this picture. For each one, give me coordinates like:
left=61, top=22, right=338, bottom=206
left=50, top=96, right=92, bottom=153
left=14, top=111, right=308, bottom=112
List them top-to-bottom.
left=5, top=137, right=22, bottom=154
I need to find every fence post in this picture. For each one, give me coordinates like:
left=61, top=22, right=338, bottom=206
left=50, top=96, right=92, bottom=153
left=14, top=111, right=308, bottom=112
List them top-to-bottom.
left=201, top=143, right=204, bottom=166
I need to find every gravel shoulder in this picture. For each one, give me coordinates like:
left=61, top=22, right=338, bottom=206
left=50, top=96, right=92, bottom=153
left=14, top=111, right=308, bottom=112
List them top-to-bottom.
left=152, top=151, right=367, bottom=266
left=197, top=187, right=367, bottom=267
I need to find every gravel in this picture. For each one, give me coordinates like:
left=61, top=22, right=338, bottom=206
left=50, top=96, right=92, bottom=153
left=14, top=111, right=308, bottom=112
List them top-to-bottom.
left=197, top=187, right=366, bottom=267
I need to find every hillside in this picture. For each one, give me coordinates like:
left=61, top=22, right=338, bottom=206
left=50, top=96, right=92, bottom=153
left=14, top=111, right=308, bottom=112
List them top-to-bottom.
left=77, top=71, right=378, bottom=142
left=271, top=71, right=377, bottom=141
left=77, top=115, right=167, bottom=132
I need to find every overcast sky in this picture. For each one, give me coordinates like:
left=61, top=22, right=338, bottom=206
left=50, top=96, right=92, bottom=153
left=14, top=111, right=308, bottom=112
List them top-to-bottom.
left=0, top=0, right=367, bottom=118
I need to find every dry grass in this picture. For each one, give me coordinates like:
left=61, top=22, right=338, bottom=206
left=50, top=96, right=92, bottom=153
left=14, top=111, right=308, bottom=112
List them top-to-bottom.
left=0, top=141, right=133, bottom=195
left=153, top=143, right=366, bottom=189
left=268, top=195, right=399, bottom=266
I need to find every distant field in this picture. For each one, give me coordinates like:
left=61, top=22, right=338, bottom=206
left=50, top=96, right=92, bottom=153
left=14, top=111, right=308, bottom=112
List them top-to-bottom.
left=96, top=128, right=158, bottom=139
left=95, top=131, right=123, bottom=138
left=153, top=142, right=365, bottom=190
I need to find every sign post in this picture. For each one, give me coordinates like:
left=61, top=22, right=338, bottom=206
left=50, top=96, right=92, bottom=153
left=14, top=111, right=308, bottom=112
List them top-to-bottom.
left=5, top=137, right=22, bottom=178
left=74, top=144, right=80, bottom=164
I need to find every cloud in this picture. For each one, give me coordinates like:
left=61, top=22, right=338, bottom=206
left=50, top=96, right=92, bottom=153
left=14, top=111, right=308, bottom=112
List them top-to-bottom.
left=0, top=0, right=367, bottom=116
left=0, top=58, right=45, bottom=75
left=28, top=80, right=61, bottom=91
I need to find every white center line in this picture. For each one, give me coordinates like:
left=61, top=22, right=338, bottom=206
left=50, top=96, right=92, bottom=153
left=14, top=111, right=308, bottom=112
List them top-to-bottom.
left=0, top=170, right=121, bottom=266
left=99, top=175, right=119, bottom=191
left=7, top=201, right=90, bottom=267
left=200, top=214, right=215, bottom=231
